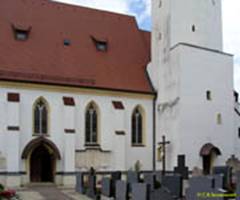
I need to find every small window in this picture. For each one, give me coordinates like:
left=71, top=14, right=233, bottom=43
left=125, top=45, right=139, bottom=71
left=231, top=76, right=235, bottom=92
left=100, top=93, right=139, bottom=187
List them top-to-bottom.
left=159, top=0, right=162, bottom=8
left=192, top=25, right=196, bottom=32
left=14, top=29, right=29, bottom=41
left=91, top=36, right=108, bottom=52
left=64, top=39, right=71, bottom=46
left=96, top=41, right=107, bottom=51
left=206, top=91, right=212, bottom=100
left=7, top=93, right=20, bottom=102
left=63, top=97, right=75, bottom=106
left=112, top=101, right=124, bottom=110
left=217, top=113, right=222, bottom=124
left=238, top=127, right=240, bottom=138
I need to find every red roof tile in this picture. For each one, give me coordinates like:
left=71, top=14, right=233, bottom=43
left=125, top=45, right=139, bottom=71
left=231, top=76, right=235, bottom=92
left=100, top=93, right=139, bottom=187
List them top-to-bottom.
left=0, top=0, right=153, bottom=94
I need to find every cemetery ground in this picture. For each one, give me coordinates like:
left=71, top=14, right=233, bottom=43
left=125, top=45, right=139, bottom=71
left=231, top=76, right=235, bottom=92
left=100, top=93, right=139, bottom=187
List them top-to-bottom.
left=11, top=156, right=240, bottom=200
left=74, top=156, right=240, bottom=200
left=15, top=184, right=91, bottom=200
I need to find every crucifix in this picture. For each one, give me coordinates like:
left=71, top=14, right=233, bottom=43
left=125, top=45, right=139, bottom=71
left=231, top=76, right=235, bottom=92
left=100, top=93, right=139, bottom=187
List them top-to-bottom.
left=158, top=135, right=170, bottom=175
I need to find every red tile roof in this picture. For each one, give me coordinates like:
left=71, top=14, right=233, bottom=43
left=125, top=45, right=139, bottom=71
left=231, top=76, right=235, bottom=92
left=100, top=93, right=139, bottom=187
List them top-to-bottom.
left=0, top=0, right=153, bottom=94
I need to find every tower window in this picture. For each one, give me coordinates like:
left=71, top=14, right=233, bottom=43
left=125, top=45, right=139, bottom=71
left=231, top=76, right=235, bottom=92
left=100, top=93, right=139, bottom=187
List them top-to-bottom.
left=159, top=0, right=162, bottom=8
left=192, top=25, right=196, bottom=32
left=15, top=29, right=29, bottom=41
left=91, top=36, right=108, bottom=52
left=63, top=39, right=71, bottom=46
left=96, top=41, right=107, bottom=52
left=206, top=91, right=212, bottom=100
left=216, top=113, right=222, bottom=125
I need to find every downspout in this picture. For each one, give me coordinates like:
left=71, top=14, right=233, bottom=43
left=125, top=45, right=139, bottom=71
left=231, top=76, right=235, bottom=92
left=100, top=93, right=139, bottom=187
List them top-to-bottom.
left=153, top=93, right=157, bottom=171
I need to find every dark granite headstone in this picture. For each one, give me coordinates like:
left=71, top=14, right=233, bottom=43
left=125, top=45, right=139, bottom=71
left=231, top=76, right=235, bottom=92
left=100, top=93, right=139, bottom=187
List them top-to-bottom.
left=174, top=155, right=189, bottom=179
left=212, top=166, right=232, bottom=189
left=111, top=171, right=122, bottom=197
left=112, top=171, right=122, bottom=181
left=127, top=171, right=140, bottom=184
left=155, top=171, right=162, bottom=183
left=236, top=171, right=240, bottom=200
left=76, top=172, right=85, bottom=194
left=144, top=173, right=156, bottom=191
left=86, top=174, right=96, bottom=199
left=162, top=174, right=183, bottom=198
left=213, top=174, right=224, bottom=189
left=186, top=176, right=225, bottom=200
left=101, top=177, right=113, bottom=197
left=116, top=180, right=128, bottom=200
left=132, top=183, right=150, bottom=200
left=151, top=187, right=174, bottom=200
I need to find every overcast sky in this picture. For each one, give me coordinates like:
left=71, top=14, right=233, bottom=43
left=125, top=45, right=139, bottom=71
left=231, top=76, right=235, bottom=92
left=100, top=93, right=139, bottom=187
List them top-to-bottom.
left=54, top=0, right=240, bottom=93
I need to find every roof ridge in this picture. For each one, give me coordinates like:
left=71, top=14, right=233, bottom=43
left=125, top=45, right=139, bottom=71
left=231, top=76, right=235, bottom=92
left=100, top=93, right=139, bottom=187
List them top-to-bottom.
left=40, top=0, right=136, bottom=19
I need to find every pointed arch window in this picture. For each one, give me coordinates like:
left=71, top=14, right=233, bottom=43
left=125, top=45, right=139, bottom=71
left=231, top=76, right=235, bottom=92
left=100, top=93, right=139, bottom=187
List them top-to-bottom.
left=34, top=98, right=48, bottom=135
left=85, top=103, right=98, bottom=145
left=132, top=107, right=143, bottom=145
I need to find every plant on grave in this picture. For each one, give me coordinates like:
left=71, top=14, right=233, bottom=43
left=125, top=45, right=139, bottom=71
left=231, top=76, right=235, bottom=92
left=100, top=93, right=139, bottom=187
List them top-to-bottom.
left=134, top=160, right=142, bottom=172
left=0, top=184, right=21, bottom=200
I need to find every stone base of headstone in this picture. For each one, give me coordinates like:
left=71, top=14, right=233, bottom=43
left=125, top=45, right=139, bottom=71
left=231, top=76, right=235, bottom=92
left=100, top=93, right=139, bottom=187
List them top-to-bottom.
left=162, top=174, right=183, bottom=198
left=116, top=180, right=128, bottom=200
left=132, top=183, right=150, bottom=200
left=150, top=187, right=174, bottom=200
left=101, top=195, right=114, bottom=200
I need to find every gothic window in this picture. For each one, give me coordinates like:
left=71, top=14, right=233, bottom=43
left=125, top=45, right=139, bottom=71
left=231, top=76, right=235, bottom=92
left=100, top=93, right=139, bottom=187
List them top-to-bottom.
left=206, top=90, right=212, bottom=100
left=34, top=98, right=48, bottom=135
left=85, top=102, right=98, bottom=145
left=132, top=107, right=144, bottom=145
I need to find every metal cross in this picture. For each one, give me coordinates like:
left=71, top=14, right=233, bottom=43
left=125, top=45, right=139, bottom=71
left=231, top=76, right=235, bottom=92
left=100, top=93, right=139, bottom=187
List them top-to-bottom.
left=158, top=135, right=170, bottom=175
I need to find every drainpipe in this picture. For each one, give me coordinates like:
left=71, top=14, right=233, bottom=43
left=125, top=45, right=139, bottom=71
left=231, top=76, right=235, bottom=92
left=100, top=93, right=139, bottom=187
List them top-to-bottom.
left=153, top=94, right=157, bottom=171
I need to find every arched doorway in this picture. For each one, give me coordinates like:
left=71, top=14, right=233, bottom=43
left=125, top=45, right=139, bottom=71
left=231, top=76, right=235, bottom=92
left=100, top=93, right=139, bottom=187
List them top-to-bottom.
left=21, top=137, right=61, bottom=183
left=200, top=143, right=221, bottom=175
left=30, top=144, right=55, bottom=182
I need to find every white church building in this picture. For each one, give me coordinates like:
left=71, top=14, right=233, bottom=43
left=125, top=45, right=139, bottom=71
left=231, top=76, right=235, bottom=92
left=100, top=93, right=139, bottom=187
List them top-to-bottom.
left=0, top=0, right=239, bottom=187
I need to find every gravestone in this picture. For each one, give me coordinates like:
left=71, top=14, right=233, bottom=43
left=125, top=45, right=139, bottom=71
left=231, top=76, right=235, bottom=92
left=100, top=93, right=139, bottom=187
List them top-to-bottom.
left=174, top=155, right=189, bottom=179
left=226, top=155, right=240, bottom=173
left=212, top=166, right=232, bottom=189
left=86, top=168, right=97, bottom=199
left=111, top=171, right=122, bottom=197
left=112, top=171, right=122, bottom=181
left=127, top=171, right=140, bottom=184
left=127, top=171, right=140, bottom=192
left=155, top=171, right=162, bottom=183
left=236, top=171, right=240, bottom=200
left=76, top=172, right=85, bottom=194
left=144, top=173, right=156, bottom=191
left=162, top=174, right=183, bottom=198
left=213, top=174, right=224, bottom=189
left=186, top=176, right=225, bottom=200
left=101, top=177, right=113, bottom=197
left=116, top=180, right=128, bottom=200
left=132, top=183, right=150, bottom=200
left=151, top=187, right=174, bottom=200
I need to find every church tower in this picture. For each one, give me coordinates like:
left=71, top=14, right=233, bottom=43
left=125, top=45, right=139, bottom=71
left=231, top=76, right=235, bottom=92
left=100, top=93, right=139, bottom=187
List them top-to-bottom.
left=148, top=0, right=235, bottom=172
